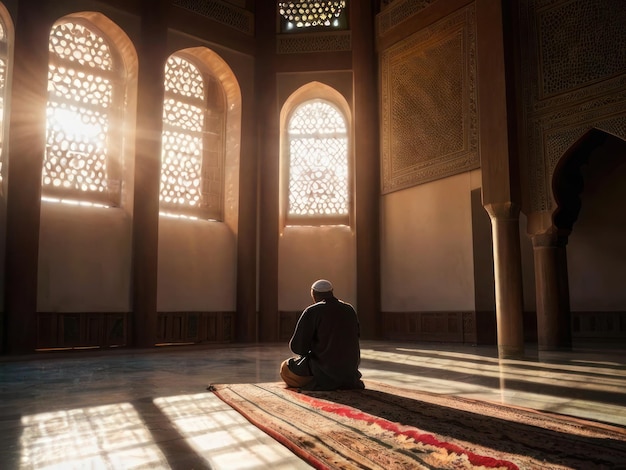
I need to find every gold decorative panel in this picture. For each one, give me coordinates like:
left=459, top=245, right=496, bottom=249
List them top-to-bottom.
left=380, top=5, right=478, bottom=193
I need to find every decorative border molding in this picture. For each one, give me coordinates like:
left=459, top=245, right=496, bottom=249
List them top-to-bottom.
left=173, top=0, right=254, bottom=35
left=377, top=0, right=438, bottom=37
left=380, top=4, right=478, bottom=194
left=276, top=31, right=352, bottom=54
left=528, top=101, right=626, bottom=211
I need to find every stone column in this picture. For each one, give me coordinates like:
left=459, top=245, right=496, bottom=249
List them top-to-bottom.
left=131, top=0, right=169, bottom=347
left=476, top=0, right=525, bottom=356
left=255, top=1, right=279, bottom=342
left=352, top=1, right=381, bottom=339
left=4, top=3, right=50, bottom=353
left=485, top=203, right=525, bottom=357
left=532, top=232, right=572, bottom=351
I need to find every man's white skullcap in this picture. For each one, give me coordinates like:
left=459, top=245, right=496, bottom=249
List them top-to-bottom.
left=311, top=279, right=333, bottom=293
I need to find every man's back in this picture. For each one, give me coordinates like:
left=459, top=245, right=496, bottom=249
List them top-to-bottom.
left=290, top=297, right=364, bottom=391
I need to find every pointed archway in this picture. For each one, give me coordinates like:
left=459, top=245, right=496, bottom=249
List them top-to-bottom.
left=552, top=129, right=626, bottom=348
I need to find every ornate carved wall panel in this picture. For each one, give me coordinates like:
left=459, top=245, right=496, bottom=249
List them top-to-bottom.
left=173, top=0, right=254, bottom=35
left=377, top=0, right=438, bottom=36
left=519, top=0, right=626, bottom=212
left=380, top=4, right=478, bottom=193
left=276, top=31, right=351, bottom=54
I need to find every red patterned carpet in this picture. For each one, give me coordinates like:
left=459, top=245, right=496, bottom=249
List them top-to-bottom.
left=209, top=381, right=626, bottom=470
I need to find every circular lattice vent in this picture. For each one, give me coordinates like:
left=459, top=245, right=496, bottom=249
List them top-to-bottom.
left=279, top=1, right=346, bottom=28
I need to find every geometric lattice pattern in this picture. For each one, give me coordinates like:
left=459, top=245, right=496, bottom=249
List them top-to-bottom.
left=172, top=0, right=254, bottom=35
left=378, top=0, right=438, bottom=37
left=519, top=0, right=626, bottom=212
left=538, top=0, right=626, bottom=97
left=279, top=1, right=346, bottom=28
left=380, top=5, right=478, bottom=193
left=43, top=22, right=115, bottom=201
left=277, top=31, right=352, bottom=54
left=391, top=34, right=464, bottom=172
left=161, top=55, right=204, bottom=208
left=287, top=100, right=348, bottom=217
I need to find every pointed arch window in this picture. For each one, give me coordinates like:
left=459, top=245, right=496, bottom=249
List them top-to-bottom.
left=43, top=20, right=125, bottom=206
left=160, top=53, right=225, bottom=220
left=285, top=98, right=349, bottom=225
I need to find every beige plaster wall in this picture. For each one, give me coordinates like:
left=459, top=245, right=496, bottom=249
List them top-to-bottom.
left=567, top=153, right=626, bottom=311
left=381, top=170, right=480, bottom=311
left=37, top=204, right=132, bottom=312
left=157, top=217, right=236, bottom=311
left=278, top=225, right=356, bottom=311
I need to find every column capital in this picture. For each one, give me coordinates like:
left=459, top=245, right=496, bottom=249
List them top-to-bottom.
left=484, top=202, right=520, bottom=220
left=525, top=210, right=571, bottom=247
left=531, top=232, right=569, bottom=248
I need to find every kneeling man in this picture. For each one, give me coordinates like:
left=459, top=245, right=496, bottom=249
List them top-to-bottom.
left=280, top=279, right=364, bottom=391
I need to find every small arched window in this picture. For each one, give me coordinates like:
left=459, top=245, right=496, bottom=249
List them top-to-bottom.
left=43, top=20, right=126, bottom=207
left=160, top=53, right=225, bottom=220
left=283, top=94, right=350, bottom=226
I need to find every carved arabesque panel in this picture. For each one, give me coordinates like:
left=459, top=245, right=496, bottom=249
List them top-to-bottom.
left=173, top=0, right=253, bottom=35
left=377, top=0, right=438, bottom=36
left=518, top=0, right=626, bottom=212
left=537, top=1, right=625, bottom=99
left=380, top=4, right=478, bottom=194
left=277, top=31, right=351, bottom=54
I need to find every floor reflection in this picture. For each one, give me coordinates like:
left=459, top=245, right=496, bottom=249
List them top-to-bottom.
left=1, top=340, right=624, bottom=469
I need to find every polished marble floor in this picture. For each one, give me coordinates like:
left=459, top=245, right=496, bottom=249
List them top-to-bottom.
left=1, top=340, right=625, bottom=469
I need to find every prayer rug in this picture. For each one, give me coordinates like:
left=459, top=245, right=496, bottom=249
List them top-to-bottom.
left=209, top=381, right=626, bottom=470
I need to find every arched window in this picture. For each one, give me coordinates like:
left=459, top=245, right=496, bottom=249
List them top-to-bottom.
left=43, top=20, right=126, bottom=207
left=160, top=53, right=225, bottom=220
left=282, top=90, right=351, bottom=226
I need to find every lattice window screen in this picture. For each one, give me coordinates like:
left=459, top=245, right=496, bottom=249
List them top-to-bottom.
left=278, top=1, right=348, bottom=32
left=43, top=22, right=120, bottom=205
left=160, top=54, right=225, bottom=220
left=287, top=100, right=348, bottom=221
